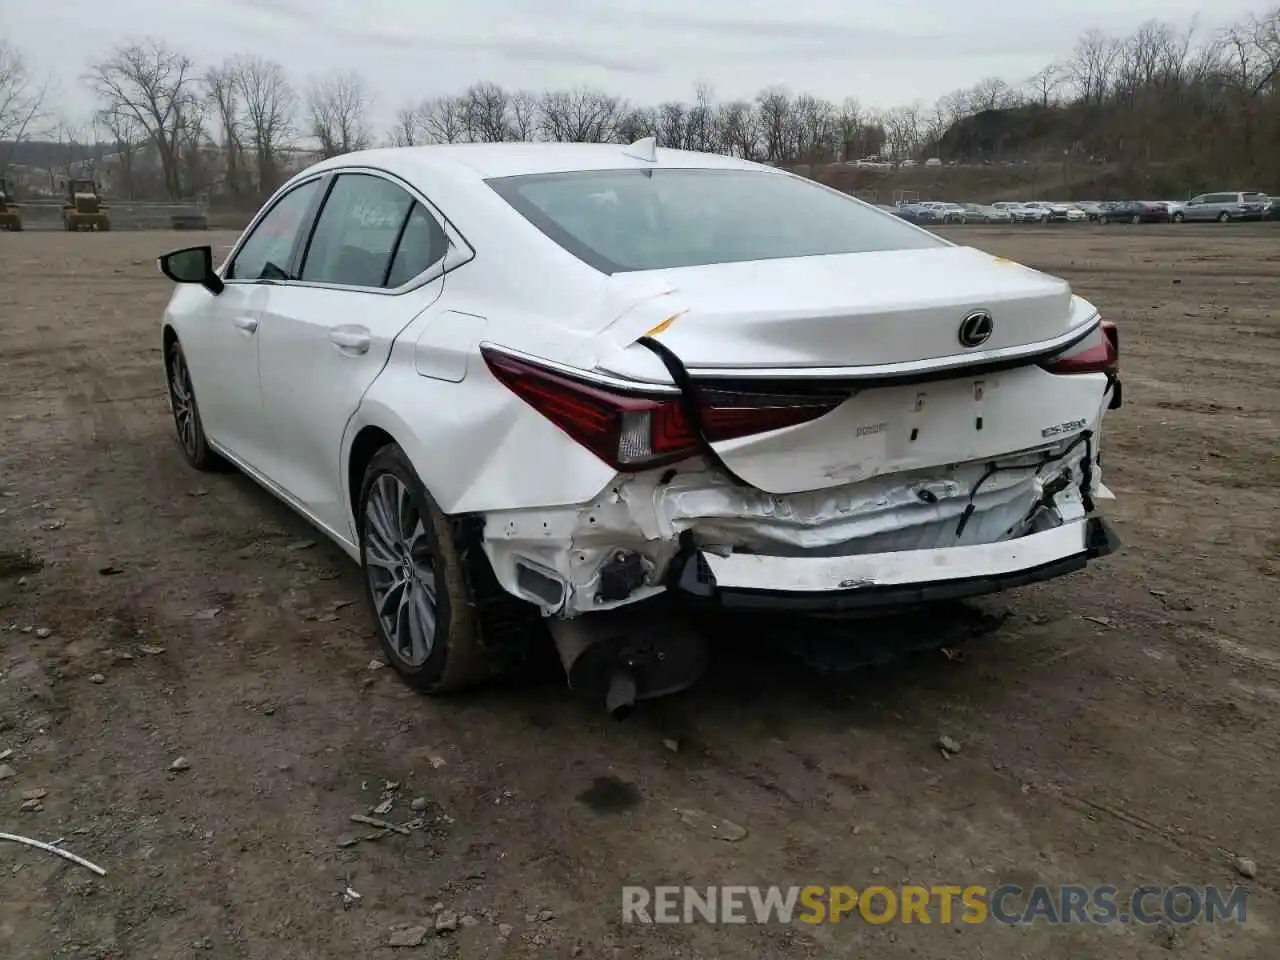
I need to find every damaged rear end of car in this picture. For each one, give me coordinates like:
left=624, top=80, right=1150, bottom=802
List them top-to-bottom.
left=468, top=164, right=1124, bottom=710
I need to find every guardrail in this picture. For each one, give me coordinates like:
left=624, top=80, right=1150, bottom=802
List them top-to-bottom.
left=10, top=199, right=209, bottom=231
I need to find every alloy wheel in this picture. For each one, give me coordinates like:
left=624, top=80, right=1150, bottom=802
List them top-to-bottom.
left=168, top=350, right=198, bottom=457
left=364, top=473, right=439, bottom=668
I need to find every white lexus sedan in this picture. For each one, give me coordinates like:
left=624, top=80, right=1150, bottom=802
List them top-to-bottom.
left=158, top=140, right=1123, bottom=712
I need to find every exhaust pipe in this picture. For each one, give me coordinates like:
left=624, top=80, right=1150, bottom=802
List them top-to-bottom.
left=548, top=603, right=708, bottom=716
left=604, top=669, right=638, bottom=720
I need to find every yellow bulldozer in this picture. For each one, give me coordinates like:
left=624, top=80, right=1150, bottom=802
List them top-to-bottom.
left=0, top=178, right=22, bottom=231
left=62, top=178, right=111, bottom=232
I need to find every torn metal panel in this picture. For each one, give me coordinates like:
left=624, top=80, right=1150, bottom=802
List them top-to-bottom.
left=480, top=437, right=1101, bottom=617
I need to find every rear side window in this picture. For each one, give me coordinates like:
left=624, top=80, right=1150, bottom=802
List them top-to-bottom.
left=486, top=168, right=944, bottom=275
left=301, top=174, right=415, bottom=288
left=386, top=204, right=449, bottom=287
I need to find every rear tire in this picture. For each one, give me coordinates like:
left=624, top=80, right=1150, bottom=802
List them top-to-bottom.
left=1172, top=212, right=1184, bottom=222
left=1131, top=214, right=1141, bottom=224
left=1099, top=215, right=1109, bottom=225
left=358, top=444, right=494, bottom=694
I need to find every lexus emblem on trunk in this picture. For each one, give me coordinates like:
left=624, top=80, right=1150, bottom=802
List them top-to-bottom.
left=958, top=310, right=994, bottom=348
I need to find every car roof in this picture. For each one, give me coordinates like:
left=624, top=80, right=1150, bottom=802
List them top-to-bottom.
left=306, top=142, right=767, bottom=182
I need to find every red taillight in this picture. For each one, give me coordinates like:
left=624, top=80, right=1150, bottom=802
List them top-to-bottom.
left=1040, top=320, right=1118, bottom=376
left=481, top=347, right=842, bottom=471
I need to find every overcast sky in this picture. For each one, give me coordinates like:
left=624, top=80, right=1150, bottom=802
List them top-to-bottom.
left=6, top=0, right=1265, bottom=131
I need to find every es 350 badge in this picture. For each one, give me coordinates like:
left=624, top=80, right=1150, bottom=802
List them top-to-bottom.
left=1041, top=418, right=1087, bottom=438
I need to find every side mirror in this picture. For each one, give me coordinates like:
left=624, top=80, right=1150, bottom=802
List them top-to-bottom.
left=158, top=245, right=224, bottom=295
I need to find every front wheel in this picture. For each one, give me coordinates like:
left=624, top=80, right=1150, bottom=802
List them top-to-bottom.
left=1218, top=211, right=1231, bottom=222
left=1172, top=212, right=1184, bottom=222
left=1131, top=214, right=1141, bottom=224
left=1099, top=215, right=1109, bottom=225
left=166, top=338, right=223, bottom=471
left=358, top=444, right=494, bottom=694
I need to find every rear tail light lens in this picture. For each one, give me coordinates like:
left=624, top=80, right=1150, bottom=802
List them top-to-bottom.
left=1040, top=320, right=1118, bottom=377
left=481, top=347, right=843, bottom=471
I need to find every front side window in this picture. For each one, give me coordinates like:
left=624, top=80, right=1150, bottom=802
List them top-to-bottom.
left=486, top=168, right=945, bottom=275
left=300, top=174, right=416, bottom=288
left=228, top=179, right=323, bottom=281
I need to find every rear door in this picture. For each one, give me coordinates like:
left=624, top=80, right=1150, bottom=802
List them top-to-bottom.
left=254, top=171, right=453, bottom=538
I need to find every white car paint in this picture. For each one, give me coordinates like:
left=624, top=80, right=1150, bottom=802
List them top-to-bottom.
left=160, top=142, right=1121, bottom=624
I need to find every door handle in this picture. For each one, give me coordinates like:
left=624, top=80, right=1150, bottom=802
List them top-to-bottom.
left=231, top=315, right=258, bottom=333
left=329, top=326, right=371, bottom=355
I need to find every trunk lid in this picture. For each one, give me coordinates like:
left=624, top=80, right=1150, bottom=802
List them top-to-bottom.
left=591, top=245, right=1105, bottom=496
left=598, top=245, right=1079, bottom=373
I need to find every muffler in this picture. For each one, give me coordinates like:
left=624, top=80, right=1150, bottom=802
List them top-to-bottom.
left=547, top=602, right=708, bottom=718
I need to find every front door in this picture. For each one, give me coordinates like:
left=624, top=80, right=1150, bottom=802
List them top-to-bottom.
left=255, top=173, right=453, bottom=539
left=198, top=178, right=325, bottom=469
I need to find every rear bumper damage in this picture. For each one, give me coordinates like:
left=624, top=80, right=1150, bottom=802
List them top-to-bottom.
left=480, top=434, right=1117, bottom=617
left=674, top=515, right=1119, bottom=611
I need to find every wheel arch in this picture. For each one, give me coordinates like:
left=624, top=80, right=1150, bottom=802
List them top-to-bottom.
left=346, top=423, right=399, bottom=538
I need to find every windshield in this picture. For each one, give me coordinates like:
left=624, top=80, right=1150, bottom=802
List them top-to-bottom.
left=486, top=168, right=945, bottom=274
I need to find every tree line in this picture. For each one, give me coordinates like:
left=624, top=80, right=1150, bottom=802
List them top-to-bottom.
left=0, top=4, right=1277, bottom=203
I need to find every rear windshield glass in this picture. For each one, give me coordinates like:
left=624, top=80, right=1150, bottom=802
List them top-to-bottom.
left=486, top=168, right=945, bottom=274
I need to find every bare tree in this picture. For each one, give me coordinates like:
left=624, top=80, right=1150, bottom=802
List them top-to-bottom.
left=1220, top=8, right=1280, bottom=95
left=1067, top=29, right=1122, bottom=106
left=85, top=38, right=198, bottom=198
left=0, top=42, right=48, bottom=171
left=235, top=56, right=297, bottom=193
left=205, top=60, right=246, bottom=197
left=1027, top=63, right=1065, bottom=106
left=307, top=69, right=372, bottom=160
left=968, top=76, right=1020, bottom=112
left=459, top=81, right=511, bottom=142
left=684, top=82, right=716, bottom=151
left=539, top=87, right=624, bottom=142
left=755, top=87, right=795, bottom=162
left=509, top=90, right=541, bottom=141
left=794, top=94, right=837, bottom=161
left=417, top=95, right=466, bottom=143
left=177, top=96, right=212, bottom=195
left=833, top=98, right=862, bottom=161
left=717, top=99, right=761, bottom=160
left=656, top=101, right=686, bottom=148
left=881, top=103, right=922, bottom=158
left=389, top=106, right=421, bottom=146
left=615, top=106, right=657, bottom=144
left=97, top=108, right=145, bottom=198
left=43, top=120, right=85, bottom=194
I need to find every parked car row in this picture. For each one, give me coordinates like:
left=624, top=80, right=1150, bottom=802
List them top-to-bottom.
left=878, top=192, right=1276, bottom=226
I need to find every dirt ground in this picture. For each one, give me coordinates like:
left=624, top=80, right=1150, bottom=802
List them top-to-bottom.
left=1, top=224, right=1278, bottom=959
